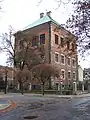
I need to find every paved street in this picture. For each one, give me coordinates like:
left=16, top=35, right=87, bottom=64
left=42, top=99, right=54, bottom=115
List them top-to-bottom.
left=0, top=94, right=90, bottom=120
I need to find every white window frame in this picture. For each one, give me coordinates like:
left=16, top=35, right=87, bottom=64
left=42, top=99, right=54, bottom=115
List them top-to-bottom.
left=55, top=52, right=59, bottom=63
left=61, top=54, right=65, bottom=65
left=67, top=57, right=71, bottom=66
left=72, top=58, right=76, bottom=67
left=61, top=69, right=65, bottom=79
left=68, top=70, right=71, bottom=80
left=73, top=72, right=76, bottom=80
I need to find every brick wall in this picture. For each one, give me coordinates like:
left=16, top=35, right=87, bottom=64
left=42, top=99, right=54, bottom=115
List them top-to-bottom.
left=15, top=22, right=78, bottom=87
left=50, top=23, right=78, bottom=85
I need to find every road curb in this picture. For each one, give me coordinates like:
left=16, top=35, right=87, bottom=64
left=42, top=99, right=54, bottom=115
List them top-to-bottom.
left=1, top=93, right=90, bottom=99
left=24, top=93, right=90, bottom=99
left=0, top=100, right=16, bottom=113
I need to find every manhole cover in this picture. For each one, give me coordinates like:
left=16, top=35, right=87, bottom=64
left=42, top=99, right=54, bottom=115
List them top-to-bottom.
left=24, top=115, right=38, bottom=119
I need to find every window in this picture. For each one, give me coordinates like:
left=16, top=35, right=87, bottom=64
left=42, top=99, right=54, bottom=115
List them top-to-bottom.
left=40, top=34, right=45, bottom=44
left=55, top=34, right=59, bottom=45
left=32, top=37, right=37, bottom=46
left=61, top=37, right=64, bottom=47
left=19, top=40, right=24, bottom=49
left=67, top=41, right=70, bottom=49
left=72, top=43, right=75, bottom=52
left=55, top=53, right=59, bottom=62
left=61, top=55, right=65, bottom=64
left=67, top=57, right=71, bottom=66
left=72, top=59, right=76, bottom=67
left=61, top=70, right=65, bottom=79
left=68, top=71, right=71, bottom=79
left=73, top=72, right=76, bottom=80
left=85, top=73, right=87, bottom=75
left=62, top=85, right=64, bottom=88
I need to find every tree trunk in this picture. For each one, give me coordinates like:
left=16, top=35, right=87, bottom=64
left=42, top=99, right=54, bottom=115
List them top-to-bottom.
left=4, top=71, right=7, bottom=94
left=48, top=77, right=52, bottom=89
left=19, top=81, right=22, bottom=90
left=42, top=82, right=45, bottom=96
left=21, top=83, right=24, bottom=95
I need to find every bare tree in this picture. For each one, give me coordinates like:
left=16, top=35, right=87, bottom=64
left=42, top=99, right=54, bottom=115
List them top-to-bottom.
left=37, top=0, right=72, bottom=9
left=66, top=0, right=90, bottom=57
left=1, top=26, right=15, bottom=66
left=1, top=27, right=44, bottom=67
left=1, top=28, right=45, bottom=94
left=14, top=31, right=45, bottom=94
left=14, top=31, right=44, bottom=71
left=32, top=63, right=60, bottom=95
left=15, top=66, right=31, bottom=94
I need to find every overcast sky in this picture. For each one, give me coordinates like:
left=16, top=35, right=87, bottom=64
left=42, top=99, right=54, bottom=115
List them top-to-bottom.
left=0, top=0, right=89, bottom=68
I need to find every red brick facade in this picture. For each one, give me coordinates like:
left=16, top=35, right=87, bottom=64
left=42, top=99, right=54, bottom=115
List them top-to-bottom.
left=15, top=16, right=78, bottom=88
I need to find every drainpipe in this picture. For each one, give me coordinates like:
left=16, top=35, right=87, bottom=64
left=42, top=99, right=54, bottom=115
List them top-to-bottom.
left=48, top=21, right=51, bottom=89
left=48, top=21, right=51, bottom=64
left=73, top=54, right=78, bottom=94
left=76, top=54, right=78, bottom=91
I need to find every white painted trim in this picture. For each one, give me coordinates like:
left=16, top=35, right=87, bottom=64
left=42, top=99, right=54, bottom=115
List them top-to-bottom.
left=55, top=52, right=59, bottom=64
left=55, top=52, right=59, bottom=54
left=61, top=54, right=65, bottom=65
left=67, top=57, right=71, bottom=66
left=72, top=58, right=76, bottom=68
left=61, top=69, right=65, bottom=79
left=68, top=71, right=71, bottom=80
left=73, top=72, right=76, bottom=80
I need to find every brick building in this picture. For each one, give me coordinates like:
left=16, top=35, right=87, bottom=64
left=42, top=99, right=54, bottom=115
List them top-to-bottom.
left=15, top=12, right=78, bottom=90
left=0, top=65, right=14, bottom=89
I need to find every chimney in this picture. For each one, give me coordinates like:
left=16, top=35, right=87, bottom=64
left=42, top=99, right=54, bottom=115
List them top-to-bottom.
left=46, top=11, right=51, bottom=16
left=40, top=13, right=44, bottom=18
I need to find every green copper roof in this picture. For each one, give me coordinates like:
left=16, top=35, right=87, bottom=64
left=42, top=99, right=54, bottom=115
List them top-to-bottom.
left=23, top=15, right=60, bottom=31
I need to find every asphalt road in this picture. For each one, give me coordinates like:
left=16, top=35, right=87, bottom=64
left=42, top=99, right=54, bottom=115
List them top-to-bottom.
left=0, top=94, right=90, bottom=120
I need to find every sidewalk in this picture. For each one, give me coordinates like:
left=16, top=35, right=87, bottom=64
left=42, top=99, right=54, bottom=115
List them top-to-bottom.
left=0, top=92, right=90, bottom=99
left=25, top=93, right=90, bottom=99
